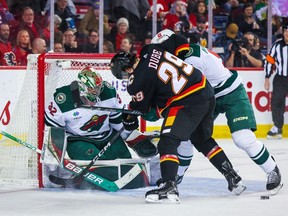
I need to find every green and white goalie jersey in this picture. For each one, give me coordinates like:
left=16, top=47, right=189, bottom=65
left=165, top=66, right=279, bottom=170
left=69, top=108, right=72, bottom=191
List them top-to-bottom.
left=44, top=81, right=124, bottom=138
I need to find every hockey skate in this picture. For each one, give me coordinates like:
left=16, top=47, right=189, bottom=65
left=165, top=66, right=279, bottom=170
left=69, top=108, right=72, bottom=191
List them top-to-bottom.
left=267, top=126, right=282, bottom=139
left=222, top=161, right=246, bottom=195
left=267, top=166, right=283, bottom=195
left=156, top=174, right=184, bottom=186
left=145, top=180, right=180, bottom=204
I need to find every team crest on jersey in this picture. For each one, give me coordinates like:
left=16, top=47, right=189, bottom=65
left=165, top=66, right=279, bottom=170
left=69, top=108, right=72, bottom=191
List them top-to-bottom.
left=185, top=47, right=194, bottom=57
left=4, top=52, right=17, bottom=66
left=55, top=93, right=66, bottom=104
left=80, top=114, right=108, bottom=132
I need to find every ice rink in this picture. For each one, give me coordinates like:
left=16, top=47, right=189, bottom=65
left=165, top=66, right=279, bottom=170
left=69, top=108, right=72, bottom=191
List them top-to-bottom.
left=0, top=138, right=287, bottom=216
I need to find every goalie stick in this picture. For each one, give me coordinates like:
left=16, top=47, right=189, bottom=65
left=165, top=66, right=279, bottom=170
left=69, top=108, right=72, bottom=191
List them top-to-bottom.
left=70, top=81, right=144, bottom=115
left=49, top=126, right=125, bottom=187
left=0, top=130, right=143, bottom=192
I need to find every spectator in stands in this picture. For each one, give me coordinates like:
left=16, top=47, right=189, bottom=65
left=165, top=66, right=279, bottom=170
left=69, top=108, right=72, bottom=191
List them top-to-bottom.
left=9, top=0, right=46, bottom=21
left=43, top=0, right=76, bottom=16
left=53, top=0, right=77, bottom=33
left=78, top=0, right=110, bottom=38
left=111, top=0, right=150, bottom=41
left=145, top=0, right=170, bottom=33
left=162, top=0, right=191, bottom=33
left=186, top=0, right=198, bottom=14
left=189, top=0, right=208, bottom=27
left=220, top=0, right=243, bottom=24
left=0, top=2, right=15, bottom=24
left=234, top=3, right=264, bottom=38
left=10, top=7, right=43, bottom=46
left=186, top=14, right=208, bottom=47
left=42, top=15, right=62, bottom=50
left=106, top=17, right=131, bottom=52
left=0, top=23, right=17, bottom=66
left=213, top=23, right=242, bottom=64
left=63, top=29, right=81, bottom=53
left=12, top=30, right=32, bottom=66
left=81, top=30, right=99, bottom=53
left=226, top=31, right=263, bottom=67
left=119, top=36, right=134, bottom=54
left=30, top=38, right=47, bottom=54
left=103, top=40, right=115, bottom=53
left=53, top=41, right=64, bottom=53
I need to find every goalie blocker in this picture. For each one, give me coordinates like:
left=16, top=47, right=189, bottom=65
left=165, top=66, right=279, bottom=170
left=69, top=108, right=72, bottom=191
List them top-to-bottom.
left=42, top=127, right=160, bottom=189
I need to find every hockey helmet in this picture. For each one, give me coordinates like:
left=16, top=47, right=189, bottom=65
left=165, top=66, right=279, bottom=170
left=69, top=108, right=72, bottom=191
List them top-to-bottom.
left=151, top=29, right=175, bottom=44
left=110, top=51, right=136, bottom=79
left=78, top=67, right=103, bottom=102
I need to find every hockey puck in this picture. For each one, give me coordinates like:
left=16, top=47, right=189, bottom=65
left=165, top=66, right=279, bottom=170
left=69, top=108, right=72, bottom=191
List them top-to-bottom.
left=260, top=195, right=270, bottom=200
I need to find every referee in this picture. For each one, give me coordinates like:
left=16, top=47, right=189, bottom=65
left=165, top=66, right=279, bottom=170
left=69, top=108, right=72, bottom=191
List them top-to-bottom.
left=264, top=22, right=288, bottom=139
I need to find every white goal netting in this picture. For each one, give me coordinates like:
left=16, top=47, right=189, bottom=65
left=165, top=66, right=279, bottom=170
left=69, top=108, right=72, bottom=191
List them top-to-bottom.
left=0, top=53, right=133, bottom=187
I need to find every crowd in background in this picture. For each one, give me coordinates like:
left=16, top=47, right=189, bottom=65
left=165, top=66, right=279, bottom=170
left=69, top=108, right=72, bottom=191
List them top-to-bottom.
left=0, top=0, right=287, bottom=67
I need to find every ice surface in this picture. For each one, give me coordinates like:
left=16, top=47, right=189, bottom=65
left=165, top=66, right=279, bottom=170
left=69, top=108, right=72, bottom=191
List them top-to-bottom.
left=0, top=139, right=287, bottom=216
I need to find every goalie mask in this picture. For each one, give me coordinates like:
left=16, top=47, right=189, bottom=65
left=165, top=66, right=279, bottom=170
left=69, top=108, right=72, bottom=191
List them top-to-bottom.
left=110, top=51, right=136, bottom=80
left=78, top=67, right=103, bottom=102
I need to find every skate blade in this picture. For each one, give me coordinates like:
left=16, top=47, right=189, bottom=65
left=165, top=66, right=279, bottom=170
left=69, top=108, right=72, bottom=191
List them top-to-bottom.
left=267, top=135, right=282, bottom=139
left=233, top=181, right=246, bottom=195
left=269, top=183, right=283, bottom=196
left=145, top=194, right=180, bottom=204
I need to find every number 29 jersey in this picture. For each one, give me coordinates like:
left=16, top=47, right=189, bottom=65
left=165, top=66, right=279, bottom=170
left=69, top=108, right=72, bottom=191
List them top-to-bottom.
left=127, top=44, right=214, bottom=115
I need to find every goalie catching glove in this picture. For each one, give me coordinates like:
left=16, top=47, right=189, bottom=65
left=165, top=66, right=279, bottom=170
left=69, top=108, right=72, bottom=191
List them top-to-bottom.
left=125, top=130, right=158, bottom=158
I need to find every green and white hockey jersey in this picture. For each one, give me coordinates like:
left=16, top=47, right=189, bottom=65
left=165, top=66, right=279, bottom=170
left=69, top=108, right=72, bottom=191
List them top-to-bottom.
left=184, top=44, right=243, bottom=98
left=45, top=81, right=124, bottom=139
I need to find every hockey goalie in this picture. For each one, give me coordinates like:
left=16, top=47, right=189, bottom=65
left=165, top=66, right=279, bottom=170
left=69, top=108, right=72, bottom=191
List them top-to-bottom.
left=42, top=66, right=160, bottom=190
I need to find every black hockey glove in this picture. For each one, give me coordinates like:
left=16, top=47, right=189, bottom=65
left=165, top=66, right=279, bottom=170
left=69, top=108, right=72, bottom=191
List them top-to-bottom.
left=122, top=114, right=139, bottom=131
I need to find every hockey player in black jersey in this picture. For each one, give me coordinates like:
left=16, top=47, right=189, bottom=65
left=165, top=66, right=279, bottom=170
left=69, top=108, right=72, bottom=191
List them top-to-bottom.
left=110, top=47, right=245, bottom=203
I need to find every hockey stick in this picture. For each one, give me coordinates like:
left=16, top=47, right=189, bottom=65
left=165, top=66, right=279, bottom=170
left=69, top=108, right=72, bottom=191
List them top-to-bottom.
left=70, top=81, right=144, bottom=115
left=52, top=126, right=125, bottom=186
left=0, top=130, right=143, bottom=192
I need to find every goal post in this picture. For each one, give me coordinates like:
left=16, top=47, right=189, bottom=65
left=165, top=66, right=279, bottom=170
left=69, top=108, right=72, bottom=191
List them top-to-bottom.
left=0, top=53, right=147, bottom=188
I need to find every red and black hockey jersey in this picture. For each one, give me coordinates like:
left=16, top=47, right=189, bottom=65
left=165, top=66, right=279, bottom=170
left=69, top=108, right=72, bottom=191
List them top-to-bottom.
left=127, top=44, right=214, bottom=115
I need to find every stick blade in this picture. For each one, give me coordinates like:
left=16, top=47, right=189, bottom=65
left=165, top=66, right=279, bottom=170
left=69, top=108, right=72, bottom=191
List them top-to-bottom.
left=49, top=174, right=83, bottom=188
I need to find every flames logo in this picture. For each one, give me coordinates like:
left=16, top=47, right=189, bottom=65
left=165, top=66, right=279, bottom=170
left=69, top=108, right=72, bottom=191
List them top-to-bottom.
left=3, top=52, right=17, bottom=66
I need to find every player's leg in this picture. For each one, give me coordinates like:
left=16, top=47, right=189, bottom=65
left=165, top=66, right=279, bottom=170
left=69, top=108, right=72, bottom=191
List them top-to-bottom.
left=269, top=75, right=288, bottom=138
left=223, top=84, right=282, bottom=191
left=191, top=97, right=246, bottom=195
left=145, top=103, right=210, bottom=203
left=176, top=140, right=194, bottom=184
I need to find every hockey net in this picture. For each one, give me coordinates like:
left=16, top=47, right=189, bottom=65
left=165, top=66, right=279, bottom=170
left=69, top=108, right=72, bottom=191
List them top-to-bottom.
left=0, top=53, right=147, bottom=188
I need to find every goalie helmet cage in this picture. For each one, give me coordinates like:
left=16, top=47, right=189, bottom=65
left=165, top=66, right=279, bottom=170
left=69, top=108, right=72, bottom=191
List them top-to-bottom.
left=0, top=53, right=146, bottom=188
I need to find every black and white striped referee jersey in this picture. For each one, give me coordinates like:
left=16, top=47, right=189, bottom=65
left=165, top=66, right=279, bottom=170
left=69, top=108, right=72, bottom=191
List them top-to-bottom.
left=264, top=38, right=288, bottom=78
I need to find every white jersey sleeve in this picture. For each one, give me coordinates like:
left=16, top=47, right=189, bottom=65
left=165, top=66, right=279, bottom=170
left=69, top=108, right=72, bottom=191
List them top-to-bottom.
left=184, top=44, right=242, bottom=98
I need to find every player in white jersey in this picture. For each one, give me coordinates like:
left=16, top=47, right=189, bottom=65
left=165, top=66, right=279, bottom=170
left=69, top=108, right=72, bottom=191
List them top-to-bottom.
left=150, top=29, right=282, bottom=194
left=45, top=66, right=133, bottom=160
left=44, top=67, right=156, bottom=189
